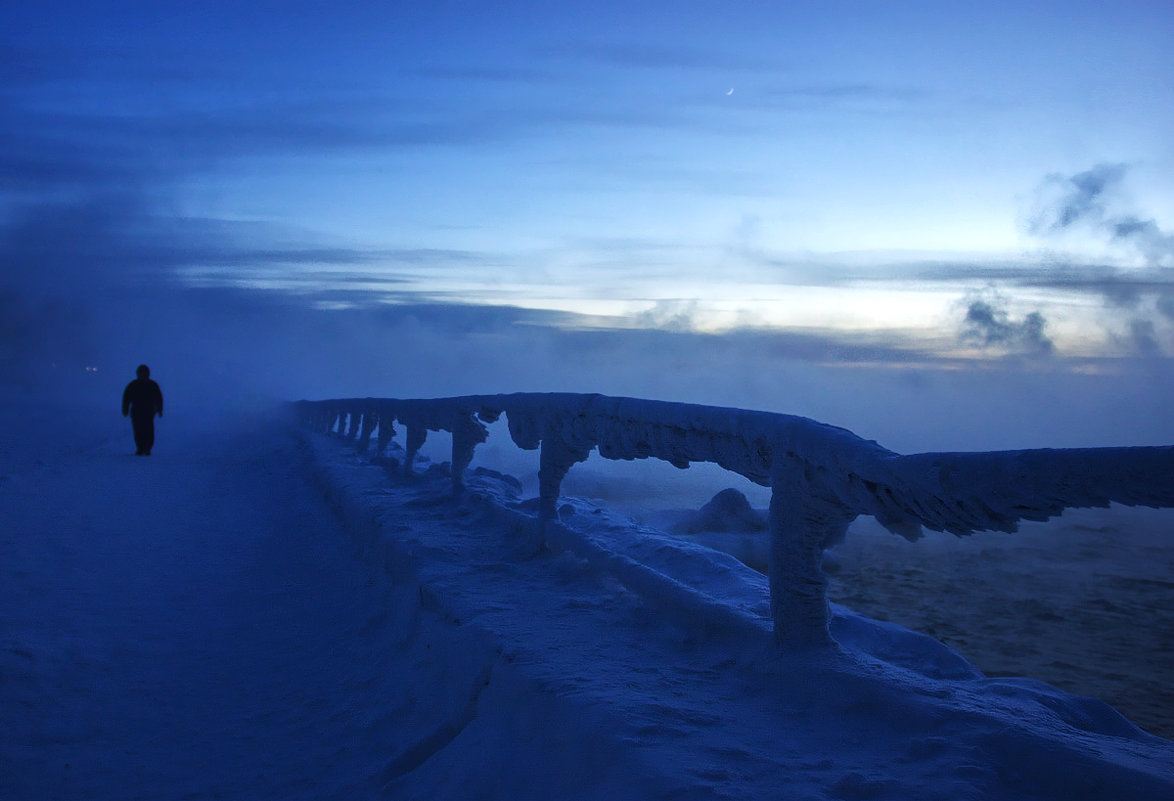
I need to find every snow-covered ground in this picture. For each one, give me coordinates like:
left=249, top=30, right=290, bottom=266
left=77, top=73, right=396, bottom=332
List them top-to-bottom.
left=3, top=395, right=1172, bottom=800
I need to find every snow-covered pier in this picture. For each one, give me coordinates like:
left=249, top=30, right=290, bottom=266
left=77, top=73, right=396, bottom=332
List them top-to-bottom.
left=294, top=393, right=1174, bottom=648
left=6, top=395, right=1173, bottom=799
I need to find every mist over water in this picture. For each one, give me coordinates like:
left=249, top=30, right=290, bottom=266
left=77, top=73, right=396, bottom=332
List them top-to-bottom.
left=10, top=270, right=1173, bottom=453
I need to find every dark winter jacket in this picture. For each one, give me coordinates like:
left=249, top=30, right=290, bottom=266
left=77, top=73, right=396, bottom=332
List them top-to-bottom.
left=122, top=378, right=164, bottom=418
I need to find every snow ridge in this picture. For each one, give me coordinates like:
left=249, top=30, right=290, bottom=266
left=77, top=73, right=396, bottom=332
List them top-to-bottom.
left=292, top=393, right=1174, bottom=646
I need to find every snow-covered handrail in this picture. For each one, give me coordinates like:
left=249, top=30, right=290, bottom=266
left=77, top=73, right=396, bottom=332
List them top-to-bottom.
left=291, top=393, right=1174, bottom=648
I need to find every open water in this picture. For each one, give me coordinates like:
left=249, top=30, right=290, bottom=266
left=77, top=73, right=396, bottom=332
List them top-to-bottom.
left=826, top=507, right=1174, bottom=740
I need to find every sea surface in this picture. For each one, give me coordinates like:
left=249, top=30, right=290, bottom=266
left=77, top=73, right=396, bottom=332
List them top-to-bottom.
left=825, top=507, right=1174, bottom=740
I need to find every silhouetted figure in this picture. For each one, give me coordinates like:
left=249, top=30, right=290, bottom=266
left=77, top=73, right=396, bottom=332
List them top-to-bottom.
left=122, top=364, right=164, bottom=455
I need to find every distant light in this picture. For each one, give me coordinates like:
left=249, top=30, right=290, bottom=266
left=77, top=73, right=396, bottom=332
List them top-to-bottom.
left=85, top=366, right=99, bottom=373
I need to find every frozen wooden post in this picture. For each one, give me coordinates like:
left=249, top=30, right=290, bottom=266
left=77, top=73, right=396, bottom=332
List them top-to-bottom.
left=768, top=459, right=856, bottom=648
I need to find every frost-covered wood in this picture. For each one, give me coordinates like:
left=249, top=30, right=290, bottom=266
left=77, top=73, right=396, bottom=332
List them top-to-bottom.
left=292, top=393, right=1174, bottom=647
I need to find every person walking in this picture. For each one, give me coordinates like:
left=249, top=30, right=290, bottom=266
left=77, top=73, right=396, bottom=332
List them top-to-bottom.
left=122, top=364, right=164, bottom=455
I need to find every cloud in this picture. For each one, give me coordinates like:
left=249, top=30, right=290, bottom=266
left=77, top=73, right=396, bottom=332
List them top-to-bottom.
left=546, top=40, right=780, bottom=73
left=0, top=43, right=524, bottom=210
left=410, top=65, right=552, bottom=83
left=753, top=82, right=928, bottom=115
left=1028, top=163, right=1174, bottom=267
left=1028, top=163, right=1126, bottom=233
left=0, top=186, right=461, bottom=392
left=1110, top=216, right=1174, bottom=266
left=912, top=259, right=1174, bottom=308
left=959, top=291, right=1054, bottom=357
left=635, top=299, right=702, bottom=332
left=1126, top=318, right=1163, bottom=358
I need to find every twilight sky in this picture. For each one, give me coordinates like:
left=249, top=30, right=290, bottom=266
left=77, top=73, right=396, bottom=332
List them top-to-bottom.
left=3, top=1, right=1173, bottom=450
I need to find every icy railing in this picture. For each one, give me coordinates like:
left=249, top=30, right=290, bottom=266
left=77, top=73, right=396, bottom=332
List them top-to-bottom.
left=291, top=393, right=1174, bottom=648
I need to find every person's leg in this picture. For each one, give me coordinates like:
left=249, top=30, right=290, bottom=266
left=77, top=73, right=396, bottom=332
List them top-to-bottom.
left=132, top=413, right=154, bottom=455
left=131, top=416, right=145, bottom=454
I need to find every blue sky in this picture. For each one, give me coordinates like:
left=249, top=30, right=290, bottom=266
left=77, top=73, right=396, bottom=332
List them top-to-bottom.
left=3, top=1, right=1174, bottom=434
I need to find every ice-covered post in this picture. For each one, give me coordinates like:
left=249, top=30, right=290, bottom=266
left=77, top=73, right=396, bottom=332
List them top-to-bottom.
left=357, top=408, right=377, bottom=454
left=450, top=412, right=489, bottom=493
left=375, top=413, right=396, bottom=457
left=404, top=424, right=427, bottom=477
left=537, top=427, right=592, bottom=527
left=768, top=457, right=856, bottom=648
